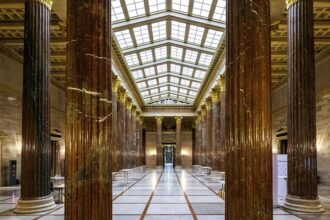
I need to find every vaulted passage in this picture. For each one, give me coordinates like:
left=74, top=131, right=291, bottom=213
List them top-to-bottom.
left=0, top=0, right=330, bottom=219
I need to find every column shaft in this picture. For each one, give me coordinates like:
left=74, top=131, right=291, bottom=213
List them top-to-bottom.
left=16, top=0, right=56, bottom=213
left=65, top=0, right=112, bottom=218
left=225, top=0, right=272, bottom=219
left=284, top=0, right=324, bottom=213
left=112, top=77, right=119, bottom=172
left=117, top=89, right=126, bottom=171
left=211, top=89, right=221, bottom=171
left=125, top=99, right=132, bottom=169
left=206, top=100, right=212, bottom=167
left=131, top=107, right=137, bottom=168
left=155, top=117, right=163, bottom=167
left=175, top=117, right=183, bottom=167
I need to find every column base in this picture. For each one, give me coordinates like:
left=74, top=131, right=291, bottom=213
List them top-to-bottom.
left=14, top=195, right=56, bottom=214
left=284, top=196, right=325, bottom=213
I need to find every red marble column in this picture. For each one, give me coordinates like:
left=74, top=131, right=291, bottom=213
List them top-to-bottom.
left=15, top=0, right=56, bottom=213
left=65, top=0, right=112, bottom=218
left=225, top=0, right=272, bottom=219
left=284, top=0, right=325, bottom=213
left=112, top=76, right=120, bottom=172
left=219, top=76, right=226, bottom=172
left=117, top=87, right=126, bottom=171
left=211, top=88, right=221, bottom=171
left=125, top=98, right=132, bottom=169
left=206, top=98, right=213, bottom=168
left=131, top=105, right=137, bottom=168
left=201, top=105, right=207, bottom=166
left=135, top=111, right=141, bottom=167
left=197, top=111, right=202, bottom=165
left=155, top=116, right=163, bottom=167
left=175, top=116, right=183, bottom=167
left=141, top=118, right=146, bottom=166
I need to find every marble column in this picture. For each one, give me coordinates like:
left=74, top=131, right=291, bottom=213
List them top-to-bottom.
left=15, top=0, right=56, bottom=214
left=65, top=0, right=112, bottom=218
left=225, top=0, right=272, bottom=219
left=284, top=0, right=325, bottom=213
left=112, top=76, right=120, bottom=172
left=219, top=76, right=226, bottom=172
left=117, top=87, right=126, bottom=171
left=211, top=88, right=221, bottom=171
left=125, top=98, right=132, bottom=169
left=206, top=98, right=213, bottom=168
left=131, top=105, right=137, bottom=168
left=201, top=105, right=207, bottom=166
left=197, top=111, right=202, bottom=165
left=135, top=112, right=141, bottom=167
left=155, top=116, right=163, bottom=167
left=175, top=116, right=183, bottom=167
left=193, top=117, right=199, bottom=165
left=141, top=118, right=145, bottom=166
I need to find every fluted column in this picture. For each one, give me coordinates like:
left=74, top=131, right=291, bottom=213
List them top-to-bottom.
left=15, top=0, right=56, bottom=214
left=65, top=0, right=112, bottom=218
left=225, top=0, right=272, bottom=219
left=284, top=0, right=325, bottom=213
left=112, top=76, right=120, bottom=172
left=219, top=76, right=226, bottom=172
left=117, top=87, right=126, bottom=171
left=211, top=88, right=221, bottom=171
left=125, top=98, right=132, bottom=169
left=206, top=98, right=212, bottom=167
left=131, top=105, right=137, bottom=168
left=201, top=105, right=207, bottom=166
left=197, top=111, right=202, bottom=165
left=135, top=112, right=141, bottom=167
left=155, top=116, right=163, bottom=167
left=175, top=116, right=183, bottom=167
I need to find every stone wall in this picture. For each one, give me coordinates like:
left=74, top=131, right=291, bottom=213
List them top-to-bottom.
left=0, top=51, right=65, bottom=186
left=272, top=55, right=330, bottom=185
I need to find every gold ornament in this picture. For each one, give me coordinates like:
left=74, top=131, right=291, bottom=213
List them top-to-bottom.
left=29, top=0, right=53, bottom=10
left=286, top=0, right=299, bottom=9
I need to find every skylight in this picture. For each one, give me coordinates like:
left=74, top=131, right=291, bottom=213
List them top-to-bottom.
left=112, top=0, right=226, bottom=106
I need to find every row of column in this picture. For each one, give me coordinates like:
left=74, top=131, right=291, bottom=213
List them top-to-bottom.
left=112, top=76, right=145, bottom=171
left=194, top=78, right=225, bottom=172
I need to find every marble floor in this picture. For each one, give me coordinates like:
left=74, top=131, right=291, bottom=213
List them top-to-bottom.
left=0, top=167, right=329, bottom=219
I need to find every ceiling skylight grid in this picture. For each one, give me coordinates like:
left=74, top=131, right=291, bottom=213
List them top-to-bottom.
left=111, top=0, right=125, bottom=22
left=126, top=0, right=146, bottom=18
left=149, top=0, right=166, bottom=14
left=172, top=0, right=189, bottom=14
left=192, top=0, right=212, bottom=18
left=213, top=0, right=226, bottom=21
left=152, top=21, right=167, bottom=41
left=171, top=21, right=186, bottom=41
left=133, top=25, right=150, bottom=45
left=188, top=25, right=205, bottom=45
left=204, top=29, right=223, bottom=48
left=114, top=30, right=133, bottom=49
left=155, top=46, right=167, bottom=60
left=171, top=46, right=183, bottom=60
left=139, top=50, right=153, bottom=63
left=184, top=50, right=198, bottom=63
left=199, top=53, right=213, bottom=66
left=125, top=54, right=139, bottom=66
left=157, top=64, right=168, bottom=74
left=171, top=64, right=181, bottom=73
left=144, top=66, right=156, bottom=77
left=182, top=67, right=194, bottom=77
left=194, top=69, right=206, bottom=78
left=132, top=70, right=144, bottom=79
left=158, top=76, right=168, bottom=84
left=170, top=76, right=180, bottom=84
left=148, top=79, right=157, bottom=86
left=180, top=79, right=191, bottom=86
left=191, top=81, right=201, bottom=89
left=137, top=82, right=147, bottom=89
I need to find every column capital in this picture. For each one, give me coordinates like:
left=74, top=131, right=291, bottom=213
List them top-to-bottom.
left=28, top=0, right=53, bottom=10
left=286, top=0, right=299, bottom=9
left=219, top=75, right=225, bottom=92
left=112, top=76, right=120, bottom=93
left=118, top=87, right=127, bottom=103
left=211, top=88, right=220, bottom=103
left=125, top=97, right=132, bottom=110
left=206, top=97, right=212, bottom=111
left=201, top=104, right=207, bottom=117
left=131, top=105, right=137, bottom=116
left=136, top=111, right=141, bottom=119
left=139, top=116, right=144, bottom=124
left=155, top=116, right=163, bottom=124
left=175, top=116, right=183, bottom=124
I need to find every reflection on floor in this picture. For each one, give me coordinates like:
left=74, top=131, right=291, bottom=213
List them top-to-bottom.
left=0, top=167, right=329, bottom=219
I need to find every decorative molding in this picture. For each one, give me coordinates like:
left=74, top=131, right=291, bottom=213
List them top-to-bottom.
left=29, top=0, right=53, bottom=10
left=286, top=0, right=299, bottom=9
left=112, top=75, right=120, bottom=93
left=118, top=87, right=127, bottom=103
left=211, top=87, right=220, bottom=103
left=125, top=97, right=132, bottom=110
left=155, top=116, right=163, bottom=124
left=175, top=116, right=183, bottom=124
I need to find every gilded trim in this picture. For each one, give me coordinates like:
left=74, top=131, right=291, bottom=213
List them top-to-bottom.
left=29, top=0, right=53, bottom=10
left=286, top=0, right=299, bottom=9
left=112, top=76, right=120, bottom=93
left=211, top=88, right=220, bottom=103
left=205, top=97, right=212, bottom=111
left=126, top=98, right=132, bottom=110
left=155, top=116, right=163, bottom=124
left=175, top=116, right=183, bottom=124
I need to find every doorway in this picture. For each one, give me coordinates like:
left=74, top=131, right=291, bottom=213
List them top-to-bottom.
left=163, top=145, right=175, bottom=169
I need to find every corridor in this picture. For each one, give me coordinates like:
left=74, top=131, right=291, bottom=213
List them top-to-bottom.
left=0, top=167, right=318, bottom=220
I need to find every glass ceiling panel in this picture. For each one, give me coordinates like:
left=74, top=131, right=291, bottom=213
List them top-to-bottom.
left=111, top=0, right=125, bottom=22
left=112, top=0, right=226, bottom=106
left=126, top=0, right=146, bottom=18
left=149, top=0, right=166, bottom=14
left=172, top=0, right=189, bottom=14
left=192, top=0, right=212, bottom=18
left=213, top=0, right=226, bottom=21
left=152, top=21, right=167, bottom=41
left=171, top=21, right=186, bottom=41
left=133, top=25, right=150, bottom=45
left=188, top=25, right=205, bottom=45
left=204, top=29, right=223, bottom=48
left=114, top=30, right=133, bottom=49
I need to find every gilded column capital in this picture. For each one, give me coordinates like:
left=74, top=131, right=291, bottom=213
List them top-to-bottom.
left=29, top=0, right=53, bottom=10
left=286, top=0, right=299, bottom=9
left=219, top=75, right=225, bottom=92
left=112, top=76, right=120, bottom=93
left=118, top=88, right=127, bottom=103
left=211, top=88, right=220, bottom=103
left=125, top=97, right=132, bottom=110
left=206, top=97, right=212, bottom=111
left=131, top=105, right=137, bottom=116
left=201, top=105, right=207, bottom=117
left=136, top=111, right=141, bottom=119
left=139, top=116, right=144, bottom=124
left=155, top=116, right=163, bottom=124
left=175, top=116, right=183, bottom=124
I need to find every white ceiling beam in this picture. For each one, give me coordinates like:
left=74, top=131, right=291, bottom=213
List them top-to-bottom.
left=112, top=12, right=225, bottom=32
left=130, top=59, right=208, bottom=71
left=135, top=72, right=203, bottom=83
left=139, top=82, right=199, bottom=92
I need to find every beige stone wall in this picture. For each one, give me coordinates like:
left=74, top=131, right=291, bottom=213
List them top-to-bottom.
left=0, top=51, right=65, bottom=186
left=272, top=55, right=330, bottom=185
